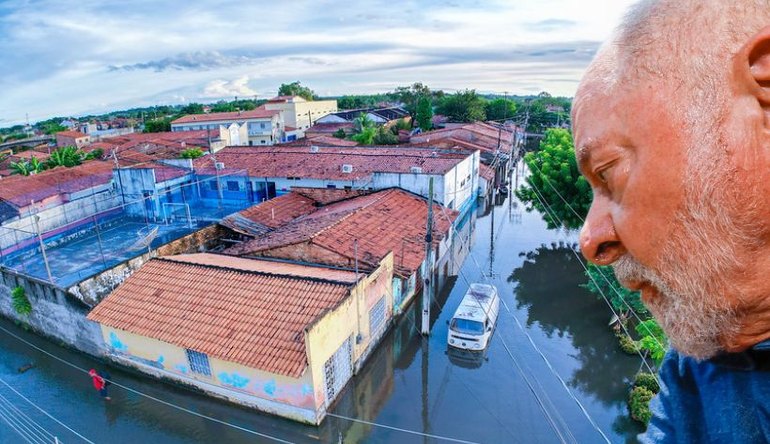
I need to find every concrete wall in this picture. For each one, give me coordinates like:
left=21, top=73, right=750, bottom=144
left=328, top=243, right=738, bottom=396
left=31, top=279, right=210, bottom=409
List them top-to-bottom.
left=372, top=172, right=445, bottom=204
left=69, top=224, right=227, bottom=306
left=305, top=253, right=394, bottom=418
left=0, top=271, right=105, bottom=355
left=101, top=327, right=318, bottom=423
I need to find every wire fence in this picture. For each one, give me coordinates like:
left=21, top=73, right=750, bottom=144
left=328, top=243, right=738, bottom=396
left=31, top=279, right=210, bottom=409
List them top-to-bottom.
left=0, top=162, right=255, bottom=287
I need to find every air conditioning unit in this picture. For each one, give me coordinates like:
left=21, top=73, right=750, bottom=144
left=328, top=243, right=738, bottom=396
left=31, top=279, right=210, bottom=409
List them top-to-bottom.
left=310, top=145, right=319, bottom=153
left=215, top=162, right=225, bottom=170
left=341, top=164, right=353, bottom=173
left=410, top=166, right=423, bottom=174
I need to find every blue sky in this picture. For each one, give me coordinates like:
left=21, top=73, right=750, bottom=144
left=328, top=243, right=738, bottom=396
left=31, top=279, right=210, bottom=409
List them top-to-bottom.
left=0, top=0, right=636, bottom=126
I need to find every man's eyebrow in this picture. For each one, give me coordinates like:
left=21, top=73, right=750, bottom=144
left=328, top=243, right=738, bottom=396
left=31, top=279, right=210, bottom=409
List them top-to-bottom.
left=576, top=141, right=596, bottom=167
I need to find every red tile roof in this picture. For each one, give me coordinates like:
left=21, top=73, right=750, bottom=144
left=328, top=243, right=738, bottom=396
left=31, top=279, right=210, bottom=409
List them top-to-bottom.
left=171, top=109, right=280, bottom=125
left=410, top=122, right=514, bottom=154
left=56, top=130, right=89, bottom=139
left=192, top=146, right=471, bottom=181
left=11, top=150, right=51, bottom=161
left=0, top=161, right=114, bottom=208
left=479, top=163, right=495, bottom=181
left=221, top=189, right=371, bottom=236
left=226, top=189, right=457, bottom=277
left=87, top=254, right=358, bottom=378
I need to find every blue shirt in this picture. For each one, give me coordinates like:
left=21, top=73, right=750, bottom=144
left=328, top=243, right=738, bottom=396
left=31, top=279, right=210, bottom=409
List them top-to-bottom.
left=642, top=341, right=770, bottom=443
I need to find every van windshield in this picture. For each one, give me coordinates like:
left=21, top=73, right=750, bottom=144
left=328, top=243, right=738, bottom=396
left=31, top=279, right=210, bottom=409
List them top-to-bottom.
left=450, top=318, right=484, bottom=335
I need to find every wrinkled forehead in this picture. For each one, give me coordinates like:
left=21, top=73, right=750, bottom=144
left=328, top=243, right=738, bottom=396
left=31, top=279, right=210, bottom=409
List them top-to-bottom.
left=573, top=44, right=624, bottom=119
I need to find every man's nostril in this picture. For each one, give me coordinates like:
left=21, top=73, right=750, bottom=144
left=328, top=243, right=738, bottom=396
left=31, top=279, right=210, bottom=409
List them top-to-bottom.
left=596, top=241, right=621, bottom=259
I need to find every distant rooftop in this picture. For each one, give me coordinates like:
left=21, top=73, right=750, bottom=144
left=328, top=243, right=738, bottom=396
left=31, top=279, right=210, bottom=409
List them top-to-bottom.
left=171, top=109, right=280, bottom=125
left=192, top=145, right=473, bottom=181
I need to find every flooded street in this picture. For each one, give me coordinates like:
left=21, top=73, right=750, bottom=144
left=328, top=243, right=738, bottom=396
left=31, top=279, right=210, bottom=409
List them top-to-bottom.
left=0, top=177, right=645, bottom=443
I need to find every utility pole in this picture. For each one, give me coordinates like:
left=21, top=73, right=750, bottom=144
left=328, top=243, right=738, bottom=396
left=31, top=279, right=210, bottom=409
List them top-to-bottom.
left=421, top=178, right=434, bottom=335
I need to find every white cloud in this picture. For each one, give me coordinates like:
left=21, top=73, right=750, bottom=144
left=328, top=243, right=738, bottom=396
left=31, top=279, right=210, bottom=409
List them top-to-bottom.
left=0, top=0, right=638, bottom=126
left=201, top=76, right=257, bottom=99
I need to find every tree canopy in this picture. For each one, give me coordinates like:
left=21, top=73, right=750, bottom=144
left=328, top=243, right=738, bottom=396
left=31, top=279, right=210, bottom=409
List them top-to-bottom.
left=278, top=81, right=316, bottom=101
left=436, top=89, right=487, bottom=122
left=415, top=96, right=433, bottom=131
left=485, top=98, right=516, bottom=121
left=144, top=117, right=172, bottom=133
left=516, top=128, right=591, bottom=229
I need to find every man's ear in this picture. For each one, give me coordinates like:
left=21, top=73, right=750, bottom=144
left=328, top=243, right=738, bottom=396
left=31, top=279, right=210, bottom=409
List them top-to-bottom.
left=738, top=26, right=770, bottom=127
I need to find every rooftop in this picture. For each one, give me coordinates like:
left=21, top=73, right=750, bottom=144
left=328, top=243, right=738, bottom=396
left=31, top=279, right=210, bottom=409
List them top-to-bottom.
left=171, top=109, right=280, bottom=125
left=56, top=130, right=89, bottom=139
left=192, top=145, right=472, bottom=181
left=0, top=161, right=114, bottom=208
left=221, top=188, right=370, bottom=236
left=226, top=188, right=457, bottom=277
left=87, top=254, right=358, bottom=378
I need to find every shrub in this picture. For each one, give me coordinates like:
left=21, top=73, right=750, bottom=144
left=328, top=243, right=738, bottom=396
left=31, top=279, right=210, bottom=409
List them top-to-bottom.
left=373, top=127, right=399, bottom=145
left=333, top=128, right=347, bottom=139
left=179, top=147, right=204, bottom=159
left=11, top=286, right=32, bottom=316
left=617, top=333, right=640, bottom=355
left=634, top=373, right=660, bottom=394
left=629, top=386, right=654, bottom=424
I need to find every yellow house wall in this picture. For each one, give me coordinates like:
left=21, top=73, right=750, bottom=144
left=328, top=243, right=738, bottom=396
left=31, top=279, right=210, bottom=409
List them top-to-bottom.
left=305, top=252, right=394, bottom=412
left=100, top=326, right=318, bottom=423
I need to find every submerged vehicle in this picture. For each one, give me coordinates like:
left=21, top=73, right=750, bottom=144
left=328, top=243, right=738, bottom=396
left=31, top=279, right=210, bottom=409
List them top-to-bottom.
left=447, top=283, right=500, bottom=351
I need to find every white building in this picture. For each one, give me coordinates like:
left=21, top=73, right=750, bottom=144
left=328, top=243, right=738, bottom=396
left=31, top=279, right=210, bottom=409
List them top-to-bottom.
left=262, top=96, right=337, bottom=141
left=171, top=109, right=283, bottom=146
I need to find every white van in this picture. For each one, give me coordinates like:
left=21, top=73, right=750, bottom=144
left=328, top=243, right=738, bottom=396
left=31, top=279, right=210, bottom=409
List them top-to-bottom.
left=447, top=283, right=500, bottom=351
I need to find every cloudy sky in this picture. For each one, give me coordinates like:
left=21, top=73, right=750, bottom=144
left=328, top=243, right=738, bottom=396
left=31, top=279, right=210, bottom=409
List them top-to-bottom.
left=0, top=0, right=636, bottom=127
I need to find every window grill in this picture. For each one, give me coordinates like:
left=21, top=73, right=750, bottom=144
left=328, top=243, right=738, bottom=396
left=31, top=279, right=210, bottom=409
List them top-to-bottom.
left=186, top=349, right=212, bottom=376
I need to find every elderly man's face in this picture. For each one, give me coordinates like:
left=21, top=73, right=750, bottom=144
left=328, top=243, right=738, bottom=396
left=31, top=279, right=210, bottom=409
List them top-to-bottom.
left=573, top=62, right=769, bottom=358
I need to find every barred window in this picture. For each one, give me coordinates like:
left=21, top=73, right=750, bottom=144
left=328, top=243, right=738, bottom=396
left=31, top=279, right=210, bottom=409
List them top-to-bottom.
left=226, top=181, right=240, bottom=192
left=369, top=297, right=387, bottom=337
left=186, top=349, right=211, bottom=376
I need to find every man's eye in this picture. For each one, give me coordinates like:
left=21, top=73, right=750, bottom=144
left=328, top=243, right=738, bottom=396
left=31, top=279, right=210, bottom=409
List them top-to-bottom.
left=596, top=168, right=609, bottom=183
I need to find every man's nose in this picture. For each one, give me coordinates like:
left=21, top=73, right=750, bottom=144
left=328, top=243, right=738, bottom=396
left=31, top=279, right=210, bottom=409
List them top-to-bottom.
left=579, top=200, right=626, bottom=265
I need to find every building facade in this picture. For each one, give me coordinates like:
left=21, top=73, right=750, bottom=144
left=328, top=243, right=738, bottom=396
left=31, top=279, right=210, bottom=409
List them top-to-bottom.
left=263, top=96, right=338, bottom=140
left=171, top=109, right=283, bottom=146
left=87, top=253, right=394, bottom=424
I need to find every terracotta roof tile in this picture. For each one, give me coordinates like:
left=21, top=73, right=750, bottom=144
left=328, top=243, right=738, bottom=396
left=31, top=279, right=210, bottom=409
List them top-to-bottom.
left=56, top=130, right=89, bottom=139
left=192, top=146, right=471, bottom=181
left=0, top=161, right=114, bottom=208
left=479, top=163, right=495, bottom=181
left=226, top=189, right=456, bottom=277
left=87, top=254, right=357, bottom=378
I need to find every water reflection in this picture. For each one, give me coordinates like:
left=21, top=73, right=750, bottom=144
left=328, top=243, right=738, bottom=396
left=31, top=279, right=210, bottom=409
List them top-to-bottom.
left=507, top=243, right=646, bottom=438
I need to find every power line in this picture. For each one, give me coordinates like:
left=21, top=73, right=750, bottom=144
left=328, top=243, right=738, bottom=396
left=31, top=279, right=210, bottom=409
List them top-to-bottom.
left=526, top=161, right=666, bottom=352
left=526, top=178, right=660, bottom=383
left=0, top=324, right=296, bottom=444
left=0, top=378, right=94, bottom=443
left=0, top=392, right=55, bottom=442
left=0, top=398, right=49, bottom=444
left=325, top=413, right=481, bottom=444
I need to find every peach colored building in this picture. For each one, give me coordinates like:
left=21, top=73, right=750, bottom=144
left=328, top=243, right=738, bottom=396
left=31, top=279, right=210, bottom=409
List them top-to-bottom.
left=55, top=130, right=91, bottom=148
left=87, top=252, right=394, bottom=424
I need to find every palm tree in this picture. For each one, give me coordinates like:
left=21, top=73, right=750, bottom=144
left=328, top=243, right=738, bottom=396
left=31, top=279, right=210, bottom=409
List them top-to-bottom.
left=47, top=146, right=84, bottom=168
left=10, top=160, right=31, bottom=176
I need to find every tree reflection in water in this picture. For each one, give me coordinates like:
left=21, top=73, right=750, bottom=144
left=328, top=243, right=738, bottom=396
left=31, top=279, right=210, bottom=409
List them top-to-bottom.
left=508, top=243, right=645, bottom=439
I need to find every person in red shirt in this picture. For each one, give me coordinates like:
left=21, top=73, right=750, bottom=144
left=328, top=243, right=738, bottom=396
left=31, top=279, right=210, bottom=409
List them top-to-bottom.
left=89, top=369, right=111, bottom=400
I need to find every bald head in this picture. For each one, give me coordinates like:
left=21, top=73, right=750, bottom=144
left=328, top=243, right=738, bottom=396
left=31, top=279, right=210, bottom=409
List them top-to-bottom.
left=609, top=0, right=770, bottom=85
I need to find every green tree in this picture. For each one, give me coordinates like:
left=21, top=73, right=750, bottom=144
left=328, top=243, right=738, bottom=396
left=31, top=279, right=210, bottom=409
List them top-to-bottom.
left=278, top=81, right=316, bottom=101
left=390, top=82, right=432, bottom=115
left=436, top=89, right=487, bottom=122
left=415, top=96, right=433, bottom=131
left=486, top=98, right=516, bottom=121
left=210, top=101, right=236, bottom=113
left=180, top=103, right=205, bottom=114
left=144, top=117, right=172, bottom=133
left=41, top=122, right=67, bottom=135
left=373, top=126, right=398, bottom=145
left=351, top=127, right=376, bottom=145
left=333, top=128, right=347, bottom=139
left=516, top=128, right=591, bottom=229
left=47, top=146, right=84, bottom=168
left=179, top=147, right=204, bottom=159
left=10, top=156, right=46, bottom=176
left=636, top=319, right=668, bottom=365
left=629, top=386, right=654, bottom=425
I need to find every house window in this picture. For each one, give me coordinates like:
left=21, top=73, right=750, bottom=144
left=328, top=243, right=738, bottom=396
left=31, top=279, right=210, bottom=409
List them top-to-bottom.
left=260, top=122, right=266, bottom=129
left=261, top=140, right=266, bottom=144
left=209, top=180, right=219, bottom=191
left=226, top=181, right=240, bottom=192
left=326, top=184, right=337, bottom=189
left=369, top=296, right=387, bottom=337
left=186, top=349, right=212, bottom=376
